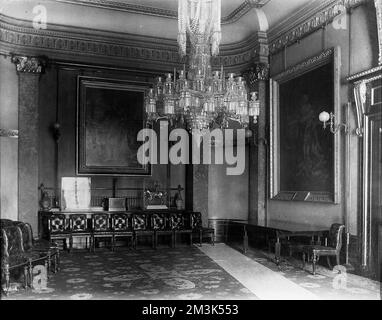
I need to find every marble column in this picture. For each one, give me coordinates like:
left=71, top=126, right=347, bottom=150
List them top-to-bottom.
left=11, top=55, right=45, bottom=236
left=244, top=63, right=269, bottom=226
left=257, top=76, right=268, bottom=226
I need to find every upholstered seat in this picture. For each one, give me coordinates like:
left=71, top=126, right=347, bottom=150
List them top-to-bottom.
left=14, top=221, right=59, bottom=274
left=1, top=226, right=47, bottom=291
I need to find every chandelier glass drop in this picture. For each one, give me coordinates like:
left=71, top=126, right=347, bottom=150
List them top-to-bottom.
left=145, top=0, right=260, bottom=132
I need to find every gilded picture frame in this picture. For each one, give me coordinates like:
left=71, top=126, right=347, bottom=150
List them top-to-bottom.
left=270, top=47, right=341, bottom=203
left=76, top=76, right=151, bottom=176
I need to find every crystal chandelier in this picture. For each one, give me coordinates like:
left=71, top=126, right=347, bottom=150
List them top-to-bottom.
left=145, top=0, right=260, bottom=132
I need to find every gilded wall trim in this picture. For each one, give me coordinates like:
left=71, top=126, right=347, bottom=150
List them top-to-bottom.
left=269, top=0, right=368, bottom=54
left=272, top=48, right=334, bottom=81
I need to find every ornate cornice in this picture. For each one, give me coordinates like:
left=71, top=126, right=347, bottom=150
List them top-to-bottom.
left=55, top=0, right=270, bottom=25
left=269, top=0, right=368, bottom=54
left=0, top=14, right=264, bottom=72
left=11, top=55, right=46, bottom=73
left=0, top=129, right=18, bottom=138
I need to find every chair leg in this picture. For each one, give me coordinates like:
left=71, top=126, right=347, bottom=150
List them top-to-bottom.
left=199, top=230, right=202, bottom=247
left=211, top=232, right=215, bottom=246
left=189, top=233, right=192, bottom=246
left=69, top=236, right=73, bottom=253
left=56, top=249, right=60, bottom=272
left=47, top=250, right=52, bottom=277
left=53, top=252, right=58, bottom=273
left=302, top=252, right=306, bottom=270
left=336, top=253, right=340, bottom=267
left=312, top=254, right=318, bottom=275
left=327, top=256, right=333, bottom=269
left=28, top=259, right=33, bottom=288
left=44, top=259, right=49, bottom=283
left=2, top=263, right=9, bottom=295
left=24, top=264, right=28, bottom=290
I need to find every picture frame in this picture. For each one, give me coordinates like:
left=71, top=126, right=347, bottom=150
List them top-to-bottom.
left=269, top=47, right=341, bottom=203
left=76, top=76, right=151, bottom=176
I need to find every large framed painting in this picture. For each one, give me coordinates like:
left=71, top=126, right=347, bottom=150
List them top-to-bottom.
left=270, top=47, right=341, bottom=203
left=77, top=76, right=151, bottom=176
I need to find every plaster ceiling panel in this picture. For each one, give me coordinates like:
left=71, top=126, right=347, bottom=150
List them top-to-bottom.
left=116, top=0, right=247, bottom=16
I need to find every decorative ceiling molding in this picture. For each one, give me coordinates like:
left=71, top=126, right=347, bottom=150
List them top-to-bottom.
left=54, top=0, right=270, bottom=25
left=268, top=0, right=368, bottom=54
left=0, top=14, right=266, bottom=72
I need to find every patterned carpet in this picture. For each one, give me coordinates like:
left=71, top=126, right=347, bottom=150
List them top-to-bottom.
left=2, top=244, right=380, bottom=300
left=235, top=245, right=381, bottom=300
left=1, top=246, right=257, bottom=300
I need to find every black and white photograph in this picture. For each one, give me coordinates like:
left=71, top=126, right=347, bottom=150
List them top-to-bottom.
left=0, top=0, right=381, bottom=310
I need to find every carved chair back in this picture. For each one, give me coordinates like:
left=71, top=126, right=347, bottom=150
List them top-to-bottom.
left=190, top=212, right=202, bottom=230
left=92, top=213, right=110, bottom=232
left=111, top=213, right=131, bottom=231
left=151, top=213, right=170, bottom=230
left=170, top=213, right=185, bottom=230
left=48, top=214, right=67, bottom=234
left=70, top=214, right=88, bottom=232
left=133, top=214, right=149, bottom=231
left=328, top=224, right=345, bottom=252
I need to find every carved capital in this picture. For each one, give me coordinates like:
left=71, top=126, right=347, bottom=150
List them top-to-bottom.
left=11, top=55, right=46, bottom=73
left=244, top=63, right=270, bottom=89
left=0, top=128, right=18, bottom=138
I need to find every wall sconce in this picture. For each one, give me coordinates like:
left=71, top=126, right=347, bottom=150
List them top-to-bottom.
left=319, top=111, right=348, bottom=134
left=245, top=128, right=267, bottom=146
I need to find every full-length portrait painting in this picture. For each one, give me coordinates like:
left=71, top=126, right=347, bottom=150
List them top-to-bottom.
left=270, top=48, right=340, bottom=203
left=77, top=77, right=151, bottom=175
